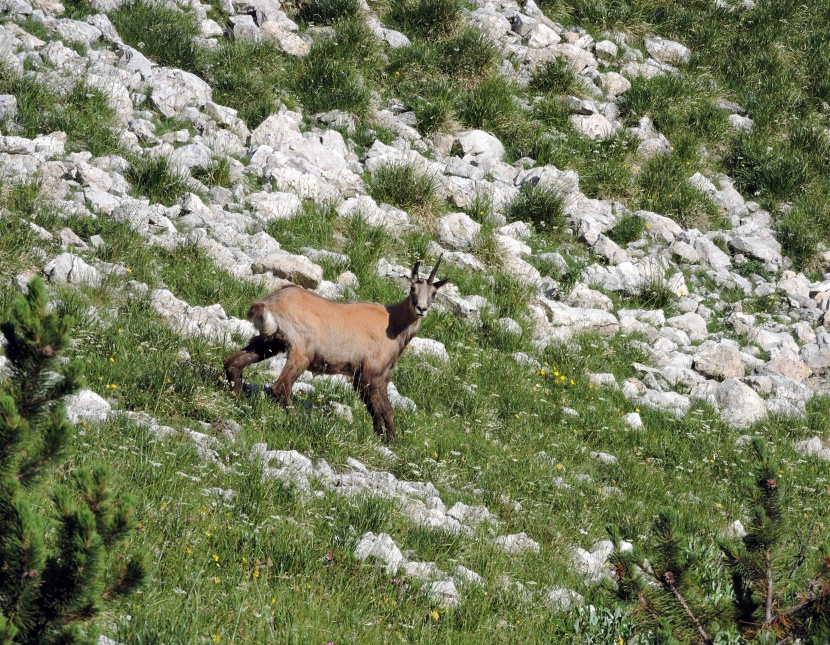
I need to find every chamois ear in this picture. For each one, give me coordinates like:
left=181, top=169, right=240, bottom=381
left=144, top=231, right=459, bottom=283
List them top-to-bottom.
left=411, top=261, right=421, bottom=280
left=432, top=279, right=449, bottom=290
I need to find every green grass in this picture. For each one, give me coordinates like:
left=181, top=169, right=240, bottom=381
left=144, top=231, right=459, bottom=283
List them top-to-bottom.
left=4, top=0, right=830, bottom=640
left=110, top=0, right=202, bottom=73
left=294, top=0, right=361, bottom=25
left=385, top=0, right=464, bottom=39
left=204, top=40, right=288, bottom=129
left=0, top=68, right=120, bottom=155
left=192, top=157, right=234, bottom=188
left=3, top=193, right=830, bottom=642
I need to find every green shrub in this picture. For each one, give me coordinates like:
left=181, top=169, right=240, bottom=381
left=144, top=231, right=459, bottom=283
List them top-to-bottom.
left=110, top=0, right=202, bottom=73
left=0, top=279, right=146, bottom=643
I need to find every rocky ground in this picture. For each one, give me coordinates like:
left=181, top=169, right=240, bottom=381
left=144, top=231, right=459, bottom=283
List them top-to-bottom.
left=1, top=0, right=829, bottom=640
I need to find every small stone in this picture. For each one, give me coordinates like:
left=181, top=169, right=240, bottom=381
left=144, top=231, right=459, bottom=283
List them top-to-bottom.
left=623, top=412, right=643, bottom=429
left=493, top=532, right=541, bottom=555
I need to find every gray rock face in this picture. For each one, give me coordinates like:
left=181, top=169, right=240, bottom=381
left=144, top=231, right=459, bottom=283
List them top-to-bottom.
left=598, top=71, right=631, bottom=97
left=570, top=113, right=615, bottom=140
left=666, top=312, right=708, bottom=342
left=65, top=389, right=112, bottom=424
left=793, top=437, right=830, bottom=461
left=354, top=532, right=406, bottom=574
left=493, top=532, right=541, bottom=554
left=544, top=587, right=584, bottom=612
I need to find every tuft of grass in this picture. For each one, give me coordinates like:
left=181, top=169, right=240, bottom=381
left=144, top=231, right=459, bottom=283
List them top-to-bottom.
left=110, top=0, right=202, bottom=73
left=295, top=0, right=361, bottom=24
left=386, top=0, right=464, bottom=39
left=439, top=28, right=499, bottom=80
left=292, top=45, right=371, bottom=116
left=529, top=58, right=579, bottom=96
left=0, top=70, right=119, bottom=155
left=457, top=76, right=519, bottom=137
left=724, top=131, right=810, bottom=203
left=635, top=154, right=718, bottom=229
left=125, top=155, right=192, bottom=207
left=191, top=157, right=233, bottom=188
left=367, top=163, right=440, bottom=220
left=506, top=183, right=567, bottom=239
left=775, top=193, right=830, bottom=274
left=266, top=201, right=339, bottom=254
left=608, top=214, right=646, bottom=247
left=626, top=267, right=675, bottom=312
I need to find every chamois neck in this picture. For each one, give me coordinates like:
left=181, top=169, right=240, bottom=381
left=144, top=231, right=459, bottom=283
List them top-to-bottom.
left=387, top=297, right=421, bottom=340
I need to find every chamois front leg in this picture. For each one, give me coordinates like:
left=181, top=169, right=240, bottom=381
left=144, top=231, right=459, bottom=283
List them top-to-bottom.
left=271, top=348, right=309, bottom=408
left=368, top=377, right=396, bottom=442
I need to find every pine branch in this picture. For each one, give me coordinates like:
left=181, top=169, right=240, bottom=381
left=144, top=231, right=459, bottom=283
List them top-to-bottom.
left=663, top=570, right=714, bottom=645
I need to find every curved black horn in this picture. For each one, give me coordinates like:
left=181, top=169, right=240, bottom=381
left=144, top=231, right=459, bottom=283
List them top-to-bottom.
left=428, top=254, right=443, bottom=284
left=411, top=260, right=421, bottom=280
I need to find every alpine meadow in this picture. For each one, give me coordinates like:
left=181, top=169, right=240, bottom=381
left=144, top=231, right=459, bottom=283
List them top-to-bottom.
left=1, top=0, right=830, bottom=642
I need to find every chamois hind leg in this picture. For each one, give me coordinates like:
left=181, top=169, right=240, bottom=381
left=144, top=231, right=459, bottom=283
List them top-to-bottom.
left=223, top=336, right=283, bottom=394
left=271, top=348, right=309, bottom=408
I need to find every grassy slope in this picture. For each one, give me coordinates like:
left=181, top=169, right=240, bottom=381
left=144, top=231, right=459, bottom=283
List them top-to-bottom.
left=1, top=0, right=830, bottom=642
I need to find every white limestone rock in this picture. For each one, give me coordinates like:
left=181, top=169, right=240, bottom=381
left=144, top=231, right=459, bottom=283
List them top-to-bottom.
left=644, top=36, right=691, bottom=65
left=437, top=212, right=481, bottom=250
left=43, top=253, right=101, bottom=286
left=252, top=253, right=323, bottom=289
left=693, top=343, right=743, bottom=380
left=65, top=389, right=112, bottom=424
left=354, top=532, right=406, bottom=574
left=493, top=532, right=541, bottom=555
left=544, top=587, right=584, bottom=612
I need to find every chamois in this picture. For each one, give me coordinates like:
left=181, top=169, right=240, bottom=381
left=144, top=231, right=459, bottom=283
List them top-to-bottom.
left=223, top=256, right=447, bottom=441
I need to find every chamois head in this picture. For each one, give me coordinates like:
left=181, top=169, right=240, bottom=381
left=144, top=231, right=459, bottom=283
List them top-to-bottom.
left=409, top=255, right=448, bottom=318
